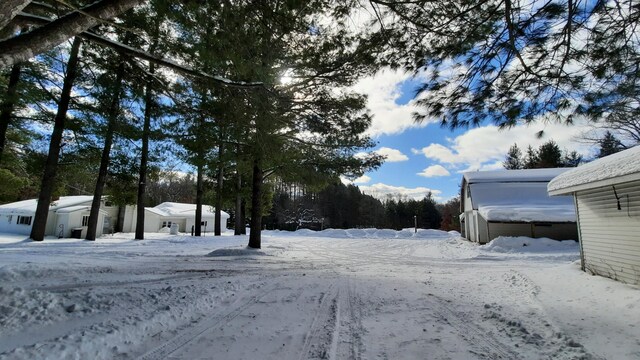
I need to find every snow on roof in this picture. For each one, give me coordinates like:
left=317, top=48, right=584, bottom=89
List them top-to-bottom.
left=549, top=145, right=640, bottom=195
left=463, top=168, right=571, bottom=184
left=469, top=182, right=576, bottom=222
left=0, top=196, right=94, bottom=215
left=149, top=202, right=229, bottom=218
left=55, top=205, right=89, bottom=214
left=478, top=205, right=576, bottom=222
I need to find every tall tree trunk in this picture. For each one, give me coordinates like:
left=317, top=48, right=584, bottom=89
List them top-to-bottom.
left=30, top=37, right=82, bottom=242
left=85, top=61, right=125, bottom=241
left=0, top=62, right=21, bottom=164
left=135, top=62, right=155, bottom=240
left=214, top=141, right=223, bottom=236
left=248, top=157, right=263, bottom=248
left=195, top=161, right=203, bottom=236
left=234, top=161, right=243, bottom=235
left=240, top=198, right=246, bottom=235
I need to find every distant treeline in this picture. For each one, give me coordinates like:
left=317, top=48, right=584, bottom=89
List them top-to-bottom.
left=262, top=181, right=460, bottom=232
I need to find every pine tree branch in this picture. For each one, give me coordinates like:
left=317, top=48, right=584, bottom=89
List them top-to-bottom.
left=0, top=0, right=144, bottom=67
left=0, top=0, right=31, bottom=31
left=14, top=12, right=265, bottom=88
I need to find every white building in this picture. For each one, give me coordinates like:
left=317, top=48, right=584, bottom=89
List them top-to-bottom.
left=548, top=146, right=640, bottom=285
left=460, top=168, right=578, bottom=244
left=0, top=196, right=118, bottom=238
left=121, top=202, right=229, bottom=234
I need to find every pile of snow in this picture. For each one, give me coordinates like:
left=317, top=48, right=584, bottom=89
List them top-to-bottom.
left=263, top=228, right=455, bottom=240
left=481, top=236, right=579, bottom=253
left=206, top=246, right=282, bottom=257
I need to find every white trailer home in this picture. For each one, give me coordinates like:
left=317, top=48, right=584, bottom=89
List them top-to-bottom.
left=548, top=146, right=640, bottom=285
left=460, top=168, right=578, bottom=244
left=0, top=196, right=119, bottom=238
left=120, top=202, right=229, bottom=234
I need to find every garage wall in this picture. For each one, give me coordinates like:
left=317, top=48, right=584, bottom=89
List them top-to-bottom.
left=576, top=180, right=640, bottom=285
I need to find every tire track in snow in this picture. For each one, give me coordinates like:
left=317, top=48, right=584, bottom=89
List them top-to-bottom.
left=489, top=270, right=602, bottom=360
left=335, top=277, right=364, bottom=360
left=137, top=282, right=280, bottom=360
left=298, top=282, right=339, bottom=360
left=427, top=294, right=519, bottom=359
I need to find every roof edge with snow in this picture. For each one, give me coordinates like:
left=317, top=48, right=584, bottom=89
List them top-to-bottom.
left=549, top=146, right=640, bottom=195
left=463, top=168, right=571, bottom=184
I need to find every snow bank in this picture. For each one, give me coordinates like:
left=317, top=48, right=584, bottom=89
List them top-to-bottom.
left=263, top=228, right=456, bottom=240
left=481, top=236, right=579, bottom=253
left=206, top=246, right=284, bottom=257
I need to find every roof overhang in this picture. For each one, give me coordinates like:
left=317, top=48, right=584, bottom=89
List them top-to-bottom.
left=549, top=173, right=640, bottom=196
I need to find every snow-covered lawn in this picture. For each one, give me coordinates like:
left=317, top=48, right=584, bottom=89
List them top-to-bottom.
left=0, top=229, right=638, bottom=359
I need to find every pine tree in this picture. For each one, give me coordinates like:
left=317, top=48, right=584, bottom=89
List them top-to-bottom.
left=367, top=1, right=640, bottom=129
left=30, top=37, right=83, bottom=241
left=597, top=131, right=624, bottom=158
left=537, top=140, right=563, bottom=168
left=503, top=143, right=523, bottom=169
left=524, top=145, right=539, bottom=169
left=562, top=150, right=583, bottom=167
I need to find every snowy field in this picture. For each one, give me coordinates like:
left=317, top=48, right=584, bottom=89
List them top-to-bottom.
left=0, top=229, right=638, bottom=360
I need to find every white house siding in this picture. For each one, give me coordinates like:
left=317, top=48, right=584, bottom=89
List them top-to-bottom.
left=575, top=180, right=640, bottom=285
left=121, top=205, right=136, bottom=233
left=45, top=210, right=57, bottom=236
left=143, top=212, right=162, bottom=233
left=0, top=214, right=32, bottom=235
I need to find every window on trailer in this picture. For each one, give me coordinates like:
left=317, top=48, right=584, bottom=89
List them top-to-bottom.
left=82, top=215, right=89, bottom=226
left=17, top=216, right=32, bottom=225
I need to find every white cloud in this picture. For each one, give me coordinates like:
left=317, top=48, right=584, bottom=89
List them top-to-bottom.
left=353, top=69, right=436, bottom=137
left=413, top=122, right=595, bottom=172
left=375, top=147, right=409, bottom=162
left=417, top=165, right=450, bottom=178
left=340, top=174, right=371, bottom=185
left=353, top=175, right=371, bottom=184
left=359, top=183, right=442, bottom=201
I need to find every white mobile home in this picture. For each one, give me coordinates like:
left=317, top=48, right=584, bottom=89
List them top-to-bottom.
left=548, top=146, right=640, bottom=285
left=461, top=168, right=578, bottom=244
left=0, top=196, right=119, bottom=238
left=121, top=202, right=229, bottom=234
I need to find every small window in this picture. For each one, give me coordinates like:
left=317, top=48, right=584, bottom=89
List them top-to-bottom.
left=105, top=201, right=113, bottom=207
left=8, top=215, right=12, bottom=223
left=82, top=215, right=89, bottom=227
left=17, top=216, right=32, bottom=225
left=162, top=221, right=172, bottom=228
left=201, top=221, right=207, bottom=226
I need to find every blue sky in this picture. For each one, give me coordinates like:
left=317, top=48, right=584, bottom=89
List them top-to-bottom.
left=347, top=70, right=598, bottom=202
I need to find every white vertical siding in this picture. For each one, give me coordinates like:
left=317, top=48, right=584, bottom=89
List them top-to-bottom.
left=576, top=180, right=640, bottom=285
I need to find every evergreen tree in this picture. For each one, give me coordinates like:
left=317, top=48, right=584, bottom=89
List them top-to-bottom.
left=367, top=1, right=640, bottom=129
left=30, top=37, right=83, bottom=241
left=597, top=131, right=624, bottom=158
left=537, top=140, right=563, bottom=168
left=503, top=143, right=523, bottom=170
left=524, top=145, right=539, bottom=169
left=562, top=150, right=583, bottom=167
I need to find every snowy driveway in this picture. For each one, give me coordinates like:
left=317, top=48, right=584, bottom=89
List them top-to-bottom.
left=0, top=230, right=638, bottom=359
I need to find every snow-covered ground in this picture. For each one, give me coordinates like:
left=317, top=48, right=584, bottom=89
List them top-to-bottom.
left=0, top=229, right=638, bottom=359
